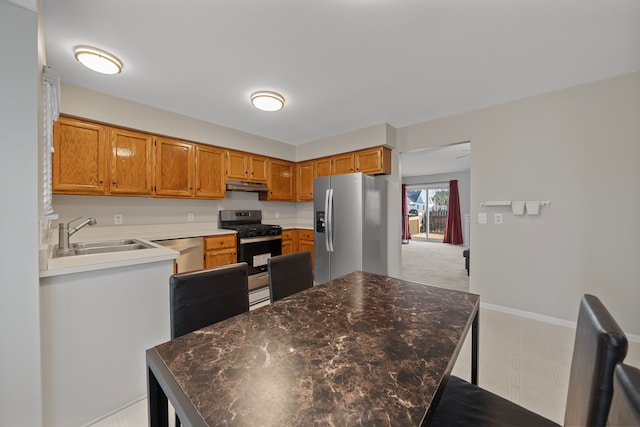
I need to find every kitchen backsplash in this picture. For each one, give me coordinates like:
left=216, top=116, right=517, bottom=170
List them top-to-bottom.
left=52, top=192, right=312, bottom=228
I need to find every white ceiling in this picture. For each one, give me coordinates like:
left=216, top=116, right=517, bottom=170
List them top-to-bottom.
left=42, top=0, right=640, bottom=148
left=401, top=142, right=471, bottom=177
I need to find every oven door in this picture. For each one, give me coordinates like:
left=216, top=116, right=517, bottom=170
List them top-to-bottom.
left=238, top=235, right=282, bottom=289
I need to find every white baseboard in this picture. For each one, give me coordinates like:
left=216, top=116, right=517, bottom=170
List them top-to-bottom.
left=481, top=302, right=640, bottom=344
left=82, top=395, right=146, bottom=427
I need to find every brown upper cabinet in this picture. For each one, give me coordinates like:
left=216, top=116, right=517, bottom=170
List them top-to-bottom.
left=52, top=116, right=392, bottom=201
left=52, top=117, right=108, bottom=195
left=109, top=127, right=154, bottom=196
left=154, top=137, right=194, bottom=198
left=155, top=139, right=225, bottom=199
left=195, top=145, right=225, bottom=199
left=354, top=146, right=391, bottom=175
left=225, top=150, right=268, bottom=182
left=225, top=150, right=249, bottom=180
left=331, top=152, right=355, bottom=175
left=249, top=154, right=268, bottom=182
left=314, top=157, right=332, bottom=178
left=260, top=159, right=294, bottom=201
left=296, top=160, right=314, bottom=201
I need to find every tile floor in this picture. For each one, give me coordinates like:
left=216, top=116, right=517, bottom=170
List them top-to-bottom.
left=91, top=241, right=640, bottom=426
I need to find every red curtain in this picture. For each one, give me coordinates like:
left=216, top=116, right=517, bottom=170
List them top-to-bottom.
left=444, top=180, right=463, bottom=244
left=402, top=184, right=411, bottom=242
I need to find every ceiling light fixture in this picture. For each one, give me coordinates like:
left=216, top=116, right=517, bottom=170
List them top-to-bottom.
left=74, top=46, right=123, bottom=75
left=250, top=91, right=285, bottom=112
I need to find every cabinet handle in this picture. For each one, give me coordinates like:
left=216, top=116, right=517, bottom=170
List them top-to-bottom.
left=99, top=180, right=103, bottom=184
left=112, top=181, right=116, bottom=185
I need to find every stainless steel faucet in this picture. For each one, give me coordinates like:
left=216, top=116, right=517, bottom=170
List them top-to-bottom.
left=57, top=217, right=97, bottom=255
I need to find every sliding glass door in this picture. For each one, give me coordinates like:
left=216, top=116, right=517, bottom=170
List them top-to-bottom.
left=406, top=183, right=449, bottom=242
left=426, top=187, right=449, bottom=241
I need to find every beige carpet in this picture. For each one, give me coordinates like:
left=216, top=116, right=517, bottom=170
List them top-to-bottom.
left=401, top=240, right=469, bottom=292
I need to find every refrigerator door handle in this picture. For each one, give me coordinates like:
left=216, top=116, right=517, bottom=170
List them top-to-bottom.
left=327, top=188, right=334, bottom=252
left=324, top=189, right=331, bottom=251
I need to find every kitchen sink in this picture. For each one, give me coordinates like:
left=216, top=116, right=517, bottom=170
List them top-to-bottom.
left=54, top=239, right=154, bottom=257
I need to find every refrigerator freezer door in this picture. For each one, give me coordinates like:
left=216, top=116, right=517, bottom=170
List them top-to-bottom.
left=314, top=176, right=331, bottom=284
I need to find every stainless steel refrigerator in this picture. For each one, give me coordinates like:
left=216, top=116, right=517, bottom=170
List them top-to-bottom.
left=314, top=172, right=388, bottom=284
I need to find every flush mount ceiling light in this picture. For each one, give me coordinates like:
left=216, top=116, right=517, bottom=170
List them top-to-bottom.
left=74, top=46, right=123, bottom=75
left=250, top=91, right=285, bottom=112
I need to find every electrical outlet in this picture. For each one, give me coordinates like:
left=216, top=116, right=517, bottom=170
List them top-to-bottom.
left=275, top=211, right=280, bottom=219
left=187, top=213, right=194, bottom=222
left=478, top=213, right=487, bottom=224
left=494, top=213, right=503, bottom=225
left=114, top=214, right=123, bottom=225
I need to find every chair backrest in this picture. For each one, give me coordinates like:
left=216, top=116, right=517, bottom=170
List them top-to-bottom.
left=268, top=251, right=313, bottom=303
left=169, top=262, right=249, bottom=339
left=564, top=294, right=628, bottom=426
left=607, top=363, right=640, bottom=426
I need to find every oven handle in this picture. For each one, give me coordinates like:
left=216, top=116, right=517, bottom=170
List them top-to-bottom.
left=239, top=235, right=283, bottom=245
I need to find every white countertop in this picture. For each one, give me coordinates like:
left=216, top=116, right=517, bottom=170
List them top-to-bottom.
left=40, top=222, right=314, bottom=278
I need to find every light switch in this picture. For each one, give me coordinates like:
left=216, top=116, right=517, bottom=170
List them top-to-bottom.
left=478, top=213, right=487, bottom=224
left=494, top=213, right=503, bottom=225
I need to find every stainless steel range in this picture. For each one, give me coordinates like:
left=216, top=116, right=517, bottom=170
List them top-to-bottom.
left=219, top=210, right=282, bottom=307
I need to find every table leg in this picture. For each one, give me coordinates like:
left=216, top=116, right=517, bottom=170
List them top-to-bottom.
left=471, top=309, right=479, bottom=385
left=148, top=365, right=169, bottom=427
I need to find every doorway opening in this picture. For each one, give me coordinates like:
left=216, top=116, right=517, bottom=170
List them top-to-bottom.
left=406, top=184, right=450, bottom=242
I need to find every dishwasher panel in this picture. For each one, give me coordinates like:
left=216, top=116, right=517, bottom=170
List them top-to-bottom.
left=154, top=237, right=204, bottom=274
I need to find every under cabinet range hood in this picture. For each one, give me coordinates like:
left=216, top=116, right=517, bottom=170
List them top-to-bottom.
left=225, top=180, right=268, bottom=192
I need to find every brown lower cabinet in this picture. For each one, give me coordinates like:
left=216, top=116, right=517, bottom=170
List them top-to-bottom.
left=280, top=229, right=314, bottom=272
left=295, top=229, right=315, bottom=272
left=281, top=230, right=294, bottom=255
left=204, top=234, right=237, bottom=268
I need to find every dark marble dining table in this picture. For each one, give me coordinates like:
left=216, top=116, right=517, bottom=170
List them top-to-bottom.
left=147, top=271, right=479, bottom=427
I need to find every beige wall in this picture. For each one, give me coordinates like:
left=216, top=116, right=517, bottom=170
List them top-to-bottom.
left=1, top=2, right=43, bottom=425
left=397, top=72, right=640, bottom=336
left=295, top=123, right=393, bottom=161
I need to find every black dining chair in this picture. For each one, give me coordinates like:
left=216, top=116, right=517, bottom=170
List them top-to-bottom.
left=267, top=251, right=313, bottom=303
left=169, top=262, right=249, bottom=339
left=169, top=262, right=249, bottom=426
left=430, top=294, right=628, bottom=427
left=607, top=363, right=640, bottom=426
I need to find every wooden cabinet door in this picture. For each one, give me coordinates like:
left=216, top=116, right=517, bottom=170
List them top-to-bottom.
left=52, top=117, right=107, bottom=194
left=109, top=127, right=153, bottom=195
left=154, top=137, right=194, bottom=197
left=195, top=145, right=225, bottom=199
left=355, top=146, right=391, bottom=175
left=226, top=150, right=248, bottom=180
left=332, top=153, right=355, bottom=175
left=249, top=155, right=268, bottom=182
left=314, top=157, right=332, bottom=178
left=266, top=159, right=294, bottom=201
left=296, top=160, right=314, bottom=201
left=296, top=229, right=315, bottom=271
left=281, top=230, right=294, bottom=255
left=205, top=250, right=237, bottom=268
